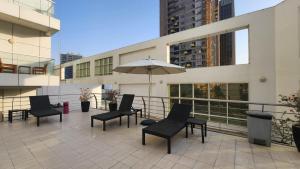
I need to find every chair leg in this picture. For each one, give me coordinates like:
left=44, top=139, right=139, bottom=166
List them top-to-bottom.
left=140, top=110, right=142, bottom=118
left=8, top=111, right=12, bottom=123
left=60, top=113, right=62, bottom=122
left=135, top=113, right=137, bottom=125
left=127, top=115, right=130, bottom=128
left=119, top=116, right=122, bottom=126
left=37, top=117, right=39, bottom=127
left=91, top=117, right=94, bottom=127
left=103, top=121, right=106, bottom=131
left=205, top=123, right=207, bottom=137
left=191, top=124, right=194, bottom=134
left=186, top=125, right=188, bottom=138
left=201, top=125, right=204, bottom=143
left=142, top=131, right=145, bottom=145
left=167, top=138, right=171, bottom=154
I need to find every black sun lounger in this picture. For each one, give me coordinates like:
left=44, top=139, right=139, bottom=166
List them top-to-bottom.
left=91, top=94, right=135, bottom=131
left=29, top=95, right=62, bottom=127
left=142, top=103, right=192, bottom=154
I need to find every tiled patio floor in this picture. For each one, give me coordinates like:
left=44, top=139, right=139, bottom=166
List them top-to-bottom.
left=0, top=109, right=299, bottom=169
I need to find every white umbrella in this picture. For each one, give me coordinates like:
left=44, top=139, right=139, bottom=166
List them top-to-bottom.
left=113, top=57, right=186, bottom=118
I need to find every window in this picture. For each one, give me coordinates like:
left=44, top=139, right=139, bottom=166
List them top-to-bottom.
left=95, top=57, right=113, bottom=76
left=76, top=62, right=90, bottom=78
left=65, top=66, right=73, bottom=79
left=169, top=82, right=249, bottom=126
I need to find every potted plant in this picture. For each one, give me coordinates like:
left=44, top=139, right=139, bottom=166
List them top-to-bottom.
left=80, top=88, right=92, bottom=112
left=107, top=90, right=119, bottom=112
left=278, top=91, right=300, bottom=151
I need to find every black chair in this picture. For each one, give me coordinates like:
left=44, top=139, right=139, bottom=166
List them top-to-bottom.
left=91, top=94, right=135, bottom=131
left=29, top=95, right=62, bottom=127
left=142, top=103, right=192, bottom=154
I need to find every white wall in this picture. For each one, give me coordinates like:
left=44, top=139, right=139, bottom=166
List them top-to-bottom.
left=60, top=0, right=300, bottom=108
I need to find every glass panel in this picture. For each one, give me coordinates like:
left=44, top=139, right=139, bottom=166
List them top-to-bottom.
left=194, top=83, right=208, bottom=98
left=210, top=83, right=227, bottom=100
left=228, top=83, right=248, bottom=101
left=169, top=84, right=179, bottom=97
left=180, top=84, right=192, bottom=97
left=180, top=99, right=192, bottom=106
left=194, top=101, right=208, bottom=114
left=210, top=101, right=227, bottom=117
left=228, top=103, right=248, bottom=119
left=194, top=114, right=209, bottom=121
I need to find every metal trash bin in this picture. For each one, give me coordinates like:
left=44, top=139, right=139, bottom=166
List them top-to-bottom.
left=247, top=111, right=273, bottom=147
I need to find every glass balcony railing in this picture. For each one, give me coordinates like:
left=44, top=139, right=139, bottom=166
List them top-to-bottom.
left=0, top=0, right=55, bottom=17
left=0, top=51, right=55, bottom=75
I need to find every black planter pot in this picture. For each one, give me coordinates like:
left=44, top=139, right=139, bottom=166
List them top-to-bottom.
left=81, top=101, right=90, bottom=112
left=109, top=102, right=117, bottom=112
left=292, top=124, right=300, bottom=152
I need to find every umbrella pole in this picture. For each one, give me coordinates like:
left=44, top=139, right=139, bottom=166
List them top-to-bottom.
left=148, top=71, right=151, bottom=119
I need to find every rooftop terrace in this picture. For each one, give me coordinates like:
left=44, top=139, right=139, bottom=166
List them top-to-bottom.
left=0, top=109, right=299, bottom=169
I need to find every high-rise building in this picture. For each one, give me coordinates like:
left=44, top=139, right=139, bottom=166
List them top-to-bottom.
left=160, top=0, right=235, bottom=68
left=219, top=0, right=235, bottom=65
left=60, top=53, right=82, bottom=64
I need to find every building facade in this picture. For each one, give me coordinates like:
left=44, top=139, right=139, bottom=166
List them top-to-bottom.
left=0, top=0, right=60, bottom=116
left=57, top=0, right=300, bottom=126
left=160, top=0, right=235, bottom=68
left=60, top=53, right=82, bottom=64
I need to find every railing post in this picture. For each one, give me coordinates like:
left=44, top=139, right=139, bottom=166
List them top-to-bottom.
left=93, top=93, right=98, bottom=109
left=142, top=97, right=146, bottom=118
left=161, top=98, right=166, bottom=119
left=104, top=100, right=107, bottom=110
left=226, top=102, right=229, bottom=125
left=262, top=105, right=265, bottom=112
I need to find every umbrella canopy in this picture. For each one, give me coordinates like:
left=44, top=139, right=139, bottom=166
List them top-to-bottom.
left=113, top=58, right=186, bottom=75
left=113, top=58, right=186, bottom=118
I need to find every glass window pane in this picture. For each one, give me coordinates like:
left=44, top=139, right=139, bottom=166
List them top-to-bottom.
left=210, top=83, right=227, bottom=100
left=228, top=83, right=248, bottom=101
left=169, top=84, right=179, bottom=97
left=180, top=84, right=193, bottom=97
left=194, top=84, right=208, bottom=98
left=180, top=99, right=192, bottom=106
left=194, top=101, right=208, bottom=114
left=210, top=101, right=227, bottom=117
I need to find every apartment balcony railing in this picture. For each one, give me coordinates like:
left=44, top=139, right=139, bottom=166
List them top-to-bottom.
left=1, top=0, right=55, bottom=17
left=0, top=51, right=55, bottom=75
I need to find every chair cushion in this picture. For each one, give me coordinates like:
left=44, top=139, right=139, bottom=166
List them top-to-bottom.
left=30, top=109, right=61, bottom=117
left=92, top=111, right=122, bottom=121
left=140, top=119, right=157, bottom=126
left=143, top=119, right=186, bottom=138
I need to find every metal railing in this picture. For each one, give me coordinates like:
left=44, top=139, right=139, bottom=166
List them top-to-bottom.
left=1, top=0, right=55, bottom=17
left=0, top=51, right=55, bottom=75
left=0, top=93, right=295, bottom=146
left=109, top=95, right=294, bottom=146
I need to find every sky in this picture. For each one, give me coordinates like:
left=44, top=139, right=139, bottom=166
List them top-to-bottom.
left=51, top=0, right=283, bottom=64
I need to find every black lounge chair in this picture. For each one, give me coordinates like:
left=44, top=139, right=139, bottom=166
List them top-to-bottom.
left=91, top=94, right=135, bottom=131
left=29, top=95, right=62, bottom=127
left=142, top=103, right=192, bottom=154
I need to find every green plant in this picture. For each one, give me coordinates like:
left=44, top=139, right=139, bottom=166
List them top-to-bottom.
left=80, top=88, right=92, bottom=102
left=107, top=90, right=119, bottom=104
left=272, top=91, right=300, bottom=144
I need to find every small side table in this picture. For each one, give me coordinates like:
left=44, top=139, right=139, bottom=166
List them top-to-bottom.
left=8, top=109, right=30, bottom=123
left=187, top=117, right=207, bottom=143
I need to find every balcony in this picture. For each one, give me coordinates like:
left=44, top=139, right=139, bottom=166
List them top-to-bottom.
left=0, top=0, right=60, bottom=34
left=0, top=51, right=59, bottom=86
